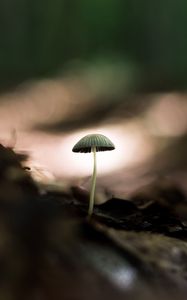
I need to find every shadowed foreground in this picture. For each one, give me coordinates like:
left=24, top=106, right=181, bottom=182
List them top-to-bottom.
left=0, top=144, right=187, bottom=300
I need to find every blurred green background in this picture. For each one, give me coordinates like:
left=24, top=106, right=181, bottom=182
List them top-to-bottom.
left=1, top=0, right=187, bottom=90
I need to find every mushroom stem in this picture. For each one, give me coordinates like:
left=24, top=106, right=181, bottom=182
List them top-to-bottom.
left=88, top=146, right=97, bottom=216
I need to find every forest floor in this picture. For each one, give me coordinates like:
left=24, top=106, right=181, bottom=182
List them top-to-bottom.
left=0, top=143, right=187, bottom=300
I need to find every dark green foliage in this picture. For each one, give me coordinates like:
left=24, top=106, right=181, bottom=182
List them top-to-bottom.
left=1, top=1, right=187, bottom=89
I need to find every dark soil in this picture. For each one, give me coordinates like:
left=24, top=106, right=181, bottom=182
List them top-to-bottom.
left=0, top=143, right=187, bottom=300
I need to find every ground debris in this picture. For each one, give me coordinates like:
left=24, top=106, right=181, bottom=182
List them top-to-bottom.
left=0, top=144, right=187, bottom=299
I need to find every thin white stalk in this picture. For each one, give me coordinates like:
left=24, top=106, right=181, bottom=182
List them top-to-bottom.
left=88, top=146, right=97, bottom=216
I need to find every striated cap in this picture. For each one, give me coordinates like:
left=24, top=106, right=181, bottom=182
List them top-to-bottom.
left=72, top=134, right=115, bottom=153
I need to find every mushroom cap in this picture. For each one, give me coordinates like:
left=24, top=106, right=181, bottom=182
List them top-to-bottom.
left=72, top=134, right=115, bottom=153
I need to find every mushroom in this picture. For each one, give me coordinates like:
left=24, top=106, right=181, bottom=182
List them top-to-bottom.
left=72, top=133, right=115, bottom=216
